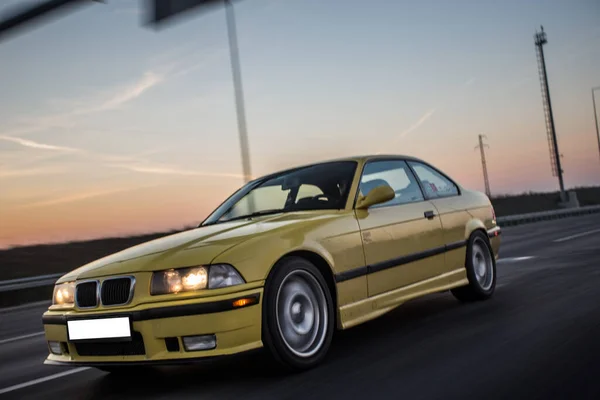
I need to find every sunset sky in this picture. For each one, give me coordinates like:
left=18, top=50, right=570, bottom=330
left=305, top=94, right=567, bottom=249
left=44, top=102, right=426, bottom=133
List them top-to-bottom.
left=1, top=0, right=599, bottom=248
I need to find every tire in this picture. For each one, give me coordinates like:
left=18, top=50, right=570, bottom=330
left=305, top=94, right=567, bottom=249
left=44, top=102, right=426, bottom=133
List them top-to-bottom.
left=451, top=230, right=496, bottom=302
left=262, top=256, right=335, bottom=371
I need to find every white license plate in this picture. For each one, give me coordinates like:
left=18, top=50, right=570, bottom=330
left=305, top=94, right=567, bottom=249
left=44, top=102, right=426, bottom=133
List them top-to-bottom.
left=67, top=317, right=131, bottom=341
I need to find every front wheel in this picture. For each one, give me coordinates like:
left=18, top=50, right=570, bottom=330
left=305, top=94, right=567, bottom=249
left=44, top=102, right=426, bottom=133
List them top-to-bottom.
left=451, top=230, right=496, bottom=302
left=262, top=256, right=334, bottom=371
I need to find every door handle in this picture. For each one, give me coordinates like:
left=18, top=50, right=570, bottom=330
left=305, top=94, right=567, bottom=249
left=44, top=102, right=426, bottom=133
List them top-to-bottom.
left=424, top=210, right=435, bottom=219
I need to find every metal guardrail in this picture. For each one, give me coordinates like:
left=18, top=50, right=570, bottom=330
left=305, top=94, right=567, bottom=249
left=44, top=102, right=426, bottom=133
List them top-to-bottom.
left=1, top=204, right=600, bottom=293
left=496, top=204, right=600, bottom=226
left=0, top=273, right=63, bottom=293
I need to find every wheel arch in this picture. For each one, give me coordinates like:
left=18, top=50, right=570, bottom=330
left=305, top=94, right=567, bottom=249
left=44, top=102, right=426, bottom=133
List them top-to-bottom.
left=463, top=216, right=497, bottom=258
left=464, top=218, right=488, bottom=241
left=266, top=249, right=339, bottom=328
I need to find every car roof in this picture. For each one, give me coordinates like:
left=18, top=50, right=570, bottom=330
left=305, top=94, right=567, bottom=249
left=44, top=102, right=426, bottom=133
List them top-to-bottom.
left=253, top=154, right=425, bottom=182
left=287, top=154, right=424, bottom=168
left=328, top=154, right=423, bottom=163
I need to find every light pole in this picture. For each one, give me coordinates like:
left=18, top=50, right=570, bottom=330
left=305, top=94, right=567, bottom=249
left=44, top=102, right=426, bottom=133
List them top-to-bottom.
left=1, top=0, right=254, bottom=183
left=148, top=0, right=252, bottom=184
left=224, top=0, right=252, bottom=184
left=534, top=26, right=566, bottom=202
left=593, top=86, right=600, bottom=164
left=475, top=134, right=491, bottom=198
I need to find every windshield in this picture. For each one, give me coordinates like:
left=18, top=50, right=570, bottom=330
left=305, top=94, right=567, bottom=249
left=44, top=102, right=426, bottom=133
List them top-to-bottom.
left=202, top=161, right=358, bottom=225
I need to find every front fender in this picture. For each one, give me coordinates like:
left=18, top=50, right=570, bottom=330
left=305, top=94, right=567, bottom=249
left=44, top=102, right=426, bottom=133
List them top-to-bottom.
left=209, top=212, right=365, bottom=286
left=210, top=230, right=336, bottom=284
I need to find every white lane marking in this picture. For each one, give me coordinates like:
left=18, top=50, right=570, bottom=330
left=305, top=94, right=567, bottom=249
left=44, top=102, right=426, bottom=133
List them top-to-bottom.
left=553, top=228, right=600, bottom=243
left=497, top=256, right=535, bottom=263
left=0, top=300, right=51, bottom=314
left=0, top=332, right=44, bottom=345
left=0, top=367, right=90, bottom=395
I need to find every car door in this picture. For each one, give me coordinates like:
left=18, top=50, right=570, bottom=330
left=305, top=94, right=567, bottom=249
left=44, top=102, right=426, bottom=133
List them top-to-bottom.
left=355, top=159, right=447, bottom=298
left=407, top=160, right=471, bottom=278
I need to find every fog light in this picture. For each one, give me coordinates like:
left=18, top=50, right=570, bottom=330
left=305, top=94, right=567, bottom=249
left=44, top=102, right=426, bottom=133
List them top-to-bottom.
left=182, top=334, right=216, bottom=351
left=48, top=341, right=62, bottom=355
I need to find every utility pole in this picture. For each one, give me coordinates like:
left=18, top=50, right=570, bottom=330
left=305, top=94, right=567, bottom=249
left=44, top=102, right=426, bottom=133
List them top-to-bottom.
left=148, top=0, right=253, bottom=184
left=224, top=0, right=252, bottom=184
left=534, top=26, right=566, bottom=202
left=593, top=86, right=600, bottom=164
left=475, top=134, right=491, bottom=198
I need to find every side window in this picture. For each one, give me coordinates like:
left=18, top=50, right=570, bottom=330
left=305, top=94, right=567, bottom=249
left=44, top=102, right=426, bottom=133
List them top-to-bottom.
left=359, top=160, right=424, bottom=207
left=408, top=161, right=459, bottom=198
left=296, top=184, right=324, bottom=203
left=222, top=185, right=290, bottom=220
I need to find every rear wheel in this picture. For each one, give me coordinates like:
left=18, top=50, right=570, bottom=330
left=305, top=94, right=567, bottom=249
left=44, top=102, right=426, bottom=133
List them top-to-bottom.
left=451, top=230, right=496, bottom=302
left=262, top=256, right=334, bottom=371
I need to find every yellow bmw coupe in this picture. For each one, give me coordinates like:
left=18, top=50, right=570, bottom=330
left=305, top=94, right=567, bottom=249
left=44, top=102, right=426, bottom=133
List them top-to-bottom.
left=42, top=154, right=501, bottom=372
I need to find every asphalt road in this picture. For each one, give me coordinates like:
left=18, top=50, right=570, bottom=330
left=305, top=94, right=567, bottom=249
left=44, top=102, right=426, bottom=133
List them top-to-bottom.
left=1, top=214, right=600, bottom=399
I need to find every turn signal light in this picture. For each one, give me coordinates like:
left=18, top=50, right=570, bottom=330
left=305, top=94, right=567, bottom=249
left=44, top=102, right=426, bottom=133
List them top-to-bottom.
left=232, top=297, right=257, bottom=308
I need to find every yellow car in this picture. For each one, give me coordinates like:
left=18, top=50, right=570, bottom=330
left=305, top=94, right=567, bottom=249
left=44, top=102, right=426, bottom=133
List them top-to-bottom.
left=42, top=154, right=501, bottom=372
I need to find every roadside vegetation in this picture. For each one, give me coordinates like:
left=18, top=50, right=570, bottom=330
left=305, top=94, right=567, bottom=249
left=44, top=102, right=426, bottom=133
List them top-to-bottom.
left=2, top=186, right=599, bottom=285
left=491, top=186, right=600, bottom=216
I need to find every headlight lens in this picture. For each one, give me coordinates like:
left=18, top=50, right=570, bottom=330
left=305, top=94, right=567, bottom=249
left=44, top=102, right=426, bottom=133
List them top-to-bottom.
left=150, top=264, right=244, bottom=295
left=208, top=264, right=245, bottom=289
left=52, top=282, right=75, bottom=307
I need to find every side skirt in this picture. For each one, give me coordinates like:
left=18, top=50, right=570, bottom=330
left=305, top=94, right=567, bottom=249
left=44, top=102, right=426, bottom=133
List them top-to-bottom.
left=337, top=269, right=468, bottom=330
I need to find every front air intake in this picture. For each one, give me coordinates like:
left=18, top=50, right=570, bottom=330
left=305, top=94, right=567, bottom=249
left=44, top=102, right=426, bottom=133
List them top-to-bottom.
left=101, top=277, right=134, bottom=306
left=75, top=281, right=98, bottom=308
left=75, top=331, right=145, bottom=356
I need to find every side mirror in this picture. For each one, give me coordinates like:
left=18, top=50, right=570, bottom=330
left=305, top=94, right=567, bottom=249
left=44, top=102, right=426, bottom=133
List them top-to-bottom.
left=356, top=184, right=395, bottom=209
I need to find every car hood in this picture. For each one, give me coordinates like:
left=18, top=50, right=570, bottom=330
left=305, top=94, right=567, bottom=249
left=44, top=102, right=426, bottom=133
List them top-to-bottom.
left=57, top=211, right=338, bottom=282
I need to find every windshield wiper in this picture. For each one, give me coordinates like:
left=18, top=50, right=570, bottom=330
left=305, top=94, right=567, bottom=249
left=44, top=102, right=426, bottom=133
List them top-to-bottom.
left=211, top=209, right=285, bottom=225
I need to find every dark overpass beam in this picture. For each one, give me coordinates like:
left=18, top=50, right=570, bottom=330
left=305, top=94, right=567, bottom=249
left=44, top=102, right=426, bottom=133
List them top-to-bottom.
left=0, top=0, right=102, bottom=41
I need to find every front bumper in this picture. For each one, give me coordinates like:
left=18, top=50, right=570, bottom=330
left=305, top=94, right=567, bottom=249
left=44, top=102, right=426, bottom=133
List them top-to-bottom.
left=487, top=226, right=502, bottom=259
left=42, top=287, right=264, bottom=366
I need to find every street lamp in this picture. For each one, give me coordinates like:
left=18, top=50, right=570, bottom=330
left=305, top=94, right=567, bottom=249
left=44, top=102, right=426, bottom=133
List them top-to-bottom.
left=0, top=0, right=253, bottom=185
left=0, top=0, right=254, bottom=184
left=148, top=0, right=252, bottom=184
left=224, top=0, right=251, bottom=184
left=592, top=86, right=600, bottom=164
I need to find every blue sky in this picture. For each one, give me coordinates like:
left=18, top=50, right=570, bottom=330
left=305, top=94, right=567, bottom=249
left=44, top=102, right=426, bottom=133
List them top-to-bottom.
left=0, top=0, right=599, bottom=247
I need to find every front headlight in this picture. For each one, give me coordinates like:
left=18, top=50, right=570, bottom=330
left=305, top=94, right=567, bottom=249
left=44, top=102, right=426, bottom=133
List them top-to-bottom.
left=150, top=264, right=245, bottom=295
left=52, top=282, right=75, bottom=307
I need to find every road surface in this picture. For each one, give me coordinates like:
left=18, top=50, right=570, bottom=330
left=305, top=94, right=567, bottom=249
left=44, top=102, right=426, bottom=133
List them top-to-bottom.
left=1, top=214, right=600, bottom=399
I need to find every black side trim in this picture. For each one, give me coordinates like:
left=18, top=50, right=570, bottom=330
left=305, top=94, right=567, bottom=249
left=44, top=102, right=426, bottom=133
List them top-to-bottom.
left=334, top=240, right=468, bottom=283
left=446, top=240, right=467, bottom=251
left=368, top=245, right=447, bottom=274
left=335, top=266, right=369, bottom=283
left=42, top=293, right=261, bottom=326
left=136, top=293, right=260, bottom=321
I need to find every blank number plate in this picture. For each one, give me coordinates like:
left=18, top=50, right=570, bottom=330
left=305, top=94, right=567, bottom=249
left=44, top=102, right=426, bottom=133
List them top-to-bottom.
left=67, top=317, right=131, bottom=341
